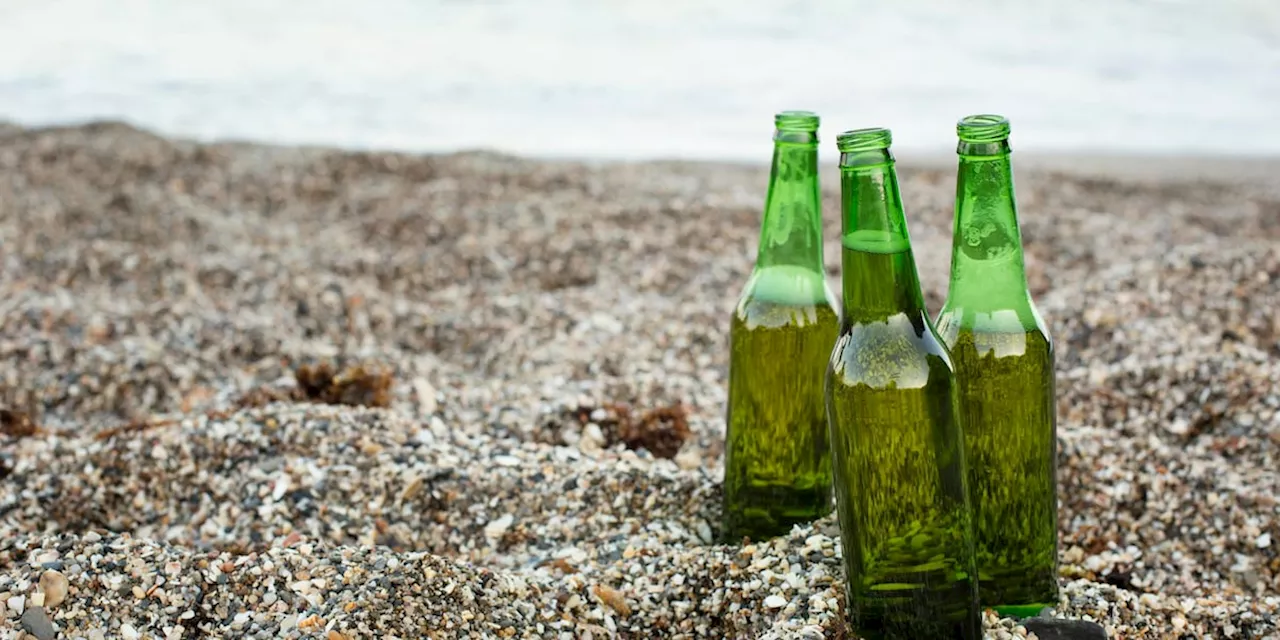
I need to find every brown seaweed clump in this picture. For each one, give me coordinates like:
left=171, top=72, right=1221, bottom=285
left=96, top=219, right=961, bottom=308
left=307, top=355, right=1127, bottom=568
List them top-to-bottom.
left=94, top=362, right=397, bottom=441
left=234, top=362, right=395, bottom=410
left=293, top=362, right=394, bottom=408
left=560, top=402, right=692, bottom=460
left=615, top=403, right=691, bottom=460
left=0, top=408, right=40, bottom=438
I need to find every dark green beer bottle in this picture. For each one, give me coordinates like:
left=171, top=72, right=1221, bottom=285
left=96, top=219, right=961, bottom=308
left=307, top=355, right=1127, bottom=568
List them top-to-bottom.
left=721, top=111, right=839, bottom=542
left=935, top=114, right=1058, bottom=618
left=824, top=127, right=980, bottom=640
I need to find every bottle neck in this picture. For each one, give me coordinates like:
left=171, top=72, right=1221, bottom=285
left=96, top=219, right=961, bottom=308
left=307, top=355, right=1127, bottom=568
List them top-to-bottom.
left=755, top=131, right=825, bottom=274
left=945, top=140, right=1031, bottom=315
left=838, top=149, right=928, bottom=325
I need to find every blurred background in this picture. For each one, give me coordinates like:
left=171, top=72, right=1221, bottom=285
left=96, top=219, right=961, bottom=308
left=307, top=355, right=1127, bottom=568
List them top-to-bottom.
left=0, top=0, right=1278, bottom=162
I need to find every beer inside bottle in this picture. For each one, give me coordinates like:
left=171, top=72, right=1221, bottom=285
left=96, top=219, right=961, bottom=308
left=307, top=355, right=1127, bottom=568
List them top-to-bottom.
left=721, top=111, right=839, bottom=543
left=935, top=114, right=1059, bottom=618
left=824, top=127, right=980, bottom=640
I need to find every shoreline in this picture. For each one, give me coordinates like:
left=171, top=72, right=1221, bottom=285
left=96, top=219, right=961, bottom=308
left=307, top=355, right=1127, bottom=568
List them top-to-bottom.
left=6, top=118, right=1280, bottom=185
left=0, top=120, right=1277, bottom=638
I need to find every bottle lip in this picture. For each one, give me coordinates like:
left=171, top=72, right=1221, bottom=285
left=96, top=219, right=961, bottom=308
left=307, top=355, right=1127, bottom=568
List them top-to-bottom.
left=775, top=110, right=820, bottom=132
left=957, top=114, right=1011, bottom=143
left=836, top=127, right=892, bottom=153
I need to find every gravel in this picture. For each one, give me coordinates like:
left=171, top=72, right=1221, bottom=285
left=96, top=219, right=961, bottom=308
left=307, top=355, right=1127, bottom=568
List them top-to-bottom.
left=0, top=120, right=1277, bottom=638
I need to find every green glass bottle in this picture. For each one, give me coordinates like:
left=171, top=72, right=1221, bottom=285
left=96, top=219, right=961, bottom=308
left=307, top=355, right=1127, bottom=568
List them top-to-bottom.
left=720, top=111, right=839, bottom=543
left=935, top=114, right=1058, bottom=618
left=824, top=127, right=980, bottom=640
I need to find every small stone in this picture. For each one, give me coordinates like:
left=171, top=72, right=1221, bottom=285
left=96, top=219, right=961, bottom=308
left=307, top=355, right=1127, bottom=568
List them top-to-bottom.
left=413, top=378, right=438, bottom=415
left=428, top=416, right=448, bottom=437
left=581, top=423, right=605, bottom=451
left=560, top=425, right=581, bottom=446
left=673, top=446, right=702, bottom=471
left=271, top=475, right=290, bottom=502
left=400, top=475, right=425, bottom=502
left=484, top=514, right=514, bottom=541
left=694, top=520, right=712, bottom=544
left=1257, top=532, right=1272, bottom=549
left=38, top=570, right=69, bottom=608
left=591, top=584, right=630, bottom=617
left=7, top=595, right=25, bottom=615
left=763, top=595, right=787, bottom=609
left=20, top=606, right=57, bottom=640
left=297, top=614, right=325, bottom=631
left=1022, top=618, right=1108, bottom=640
left=121, top=623, right=141, bottom=639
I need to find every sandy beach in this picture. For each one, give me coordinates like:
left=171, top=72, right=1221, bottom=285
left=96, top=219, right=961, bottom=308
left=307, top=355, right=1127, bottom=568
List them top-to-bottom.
left=0, top=121, right=1277, bottom=638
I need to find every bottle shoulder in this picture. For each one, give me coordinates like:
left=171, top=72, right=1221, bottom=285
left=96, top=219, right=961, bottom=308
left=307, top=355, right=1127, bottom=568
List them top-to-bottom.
left=735, top=266, right=837, bottom=326
left=734, top=294, right=839, bottom=331
left=936, top=296, right=1052, bottom=344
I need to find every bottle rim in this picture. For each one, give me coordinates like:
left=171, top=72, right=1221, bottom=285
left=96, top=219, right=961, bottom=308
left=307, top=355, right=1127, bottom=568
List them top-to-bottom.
left=775, top=110, right=820, bottom=132
left=957, top=114, right=1011, bottom=143
left=836, top=128, right=892, bottom=153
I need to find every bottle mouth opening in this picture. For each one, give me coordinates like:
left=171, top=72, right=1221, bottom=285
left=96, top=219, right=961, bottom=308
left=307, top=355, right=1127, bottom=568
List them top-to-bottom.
left=775, top=110, right=820, bottom=132
left=957, top=114, right=1011, bottom=143
left=836, top=127, right=892, bottom=153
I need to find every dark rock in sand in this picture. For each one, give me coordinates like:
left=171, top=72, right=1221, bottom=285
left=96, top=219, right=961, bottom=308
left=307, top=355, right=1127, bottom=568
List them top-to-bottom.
left=1023, top=618, right=1108, bottom=640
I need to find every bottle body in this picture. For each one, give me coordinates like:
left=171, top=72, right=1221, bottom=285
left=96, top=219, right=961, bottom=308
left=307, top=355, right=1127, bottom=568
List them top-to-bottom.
left=721, top=111, right=837, bottom=542
left=936, top=114, right=1059, bottom=616
left=825, top=128, right=980, bottom=640
left=827, top=238, right=980, bottom=640
left=723, top=268, right=839, bottom=541
left=934, top=310, right=1057, bottom=616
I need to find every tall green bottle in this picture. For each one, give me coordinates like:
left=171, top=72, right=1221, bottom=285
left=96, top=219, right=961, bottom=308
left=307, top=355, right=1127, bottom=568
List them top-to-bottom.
left=721, top=111, right=839, bottom=543
left=935, top=114, right=1058, bottom=617
left=824, top=127, right=980, bottom=640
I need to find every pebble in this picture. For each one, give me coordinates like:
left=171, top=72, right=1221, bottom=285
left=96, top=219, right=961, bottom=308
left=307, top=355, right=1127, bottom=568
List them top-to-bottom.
left=413, top=377, right=439, bottom=415
left=484, top=514, right=515, bottom=541
left=20, top=606, right=57, bottom=640
left=1022, top=618, right=1108, bottom=640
